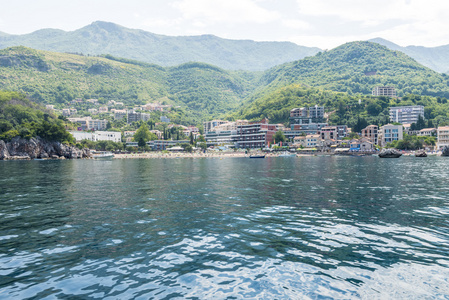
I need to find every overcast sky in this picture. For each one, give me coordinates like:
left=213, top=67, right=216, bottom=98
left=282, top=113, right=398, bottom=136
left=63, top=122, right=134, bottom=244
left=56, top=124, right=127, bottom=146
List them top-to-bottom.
left=1, top=0, right=449, bottom=49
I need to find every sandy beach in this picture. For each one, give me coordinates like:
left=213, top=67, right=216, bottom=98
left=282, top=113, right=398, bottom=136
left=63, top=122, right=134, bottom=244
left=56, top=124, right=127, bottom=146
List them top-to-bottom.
left=112, top=151, right=321, bottom=159
left=113, top=151, right=250, bottom=159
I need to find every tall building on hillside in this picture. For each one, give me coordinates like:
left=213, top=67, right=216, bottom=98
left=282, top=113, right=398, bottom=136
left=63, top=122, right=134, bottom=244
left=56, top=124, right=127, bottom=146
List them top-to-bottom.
left=372, top=86, right=396, bottom=97
left=389, top=105, right=424, bottom=124
left=290, top=106, right=325, bottom=124
left=127, top=110, right=150, bottom=124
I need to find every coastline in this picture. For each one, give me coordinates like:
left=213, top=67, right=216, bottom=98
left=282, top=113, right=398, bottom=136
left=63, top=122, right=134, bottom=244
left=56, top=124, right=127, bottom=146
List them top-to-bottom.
left=112, top=151, right=321, bottom=159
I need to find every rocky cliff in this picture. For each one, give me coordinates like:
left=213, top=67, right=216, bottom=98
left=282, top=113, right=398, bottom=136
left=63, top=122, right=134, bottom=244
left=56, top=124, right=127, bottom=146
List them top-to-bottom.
left=0, top=136, right=91, bottom=160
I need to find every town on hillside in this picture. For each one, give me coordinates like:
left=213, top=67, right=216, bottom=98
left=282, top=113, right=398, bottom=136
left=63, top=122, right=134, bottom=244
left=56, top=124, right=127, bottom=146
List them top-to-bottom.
left=49, top=86, right=446, bottom=154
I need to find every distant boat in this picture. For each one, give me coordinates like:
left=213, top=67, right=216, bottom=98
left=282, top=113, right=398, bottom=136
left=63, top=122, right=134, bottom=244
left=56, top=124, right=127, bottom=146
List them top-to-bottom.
left=91, top=151, right=114, bottom=159
left=278, top=151, right=296, bottom=157
left=249, top=154, right=266, bottom=158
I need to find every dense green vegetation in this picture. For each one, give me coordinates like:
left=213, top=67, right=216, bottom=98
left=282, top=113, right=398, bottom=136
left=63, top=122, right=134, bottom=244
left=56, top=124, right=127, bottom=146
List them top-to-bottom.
left=0, top=21, right=320, bottom=71
left=3, top=41, right=449, bottom=131
left=253, top=42, right=449, bottom=102
left=0, top=46, right=260, bottom=123
left=230, top=84, right=449, bottom=131
left=0, top=91, right=73, bottom=142
left=387, top=134, right=436, bottom=150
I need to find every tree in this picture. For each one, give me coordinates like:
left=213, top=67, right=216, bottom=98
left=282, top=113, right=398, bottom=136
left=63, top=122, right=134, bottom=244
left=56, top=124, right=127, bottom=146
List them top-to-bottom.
left=134, top=123, right=151, bottom=148
left=273, top=130, right=286, bottom=144
left=189, top=132, right=194, bottom=145
left=197, top=135, right=206, bottom=143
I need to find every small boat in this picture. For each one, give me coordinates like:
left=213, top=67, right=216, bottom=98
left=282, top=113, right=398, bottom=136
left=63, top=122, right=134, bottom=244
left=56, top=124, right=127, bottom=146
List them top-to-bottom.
left=91, top=151, right=114, bottom=159
left=278, top=151, right=296, bottom=157
left=249, top=155, right=266, bottom=158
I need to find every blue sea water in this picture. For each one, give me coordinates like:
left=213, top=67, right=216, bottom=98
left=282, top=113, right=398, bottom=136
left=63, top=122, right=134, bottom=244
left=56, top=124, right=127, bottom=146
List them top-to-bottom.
left=1, top=156, right=449, bottom=299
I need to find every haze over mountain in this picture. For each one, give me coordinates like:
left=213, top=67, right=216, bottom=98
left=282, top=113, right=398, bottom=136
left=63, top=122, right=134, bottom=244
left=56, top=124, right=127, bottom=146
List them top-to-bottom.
left=0, top=21, right=320, bottom=71
left=369, top=38, right=449, bottom=74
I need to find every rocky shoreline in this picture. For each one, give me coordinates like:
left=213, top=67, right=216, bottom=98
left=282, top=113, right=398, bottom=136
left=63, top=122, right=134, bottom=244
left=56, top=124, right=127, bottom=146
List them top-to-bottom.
left=0, top=136, right=91, bottom=160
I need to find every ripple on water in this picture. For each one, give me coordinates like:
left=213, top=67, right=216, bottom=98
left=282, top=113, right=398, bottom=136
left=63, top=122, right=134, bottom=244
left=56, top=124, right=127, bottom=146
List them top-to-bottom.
left=1, top=158, right=449, bottom=298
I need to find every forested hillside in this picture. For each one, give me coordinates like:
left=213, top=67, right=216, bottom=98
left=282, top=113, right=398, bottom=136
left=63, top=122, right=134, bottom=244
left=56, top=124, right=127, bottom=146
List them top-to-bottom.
left=0, top=21, right=320, bottom=71
left=252, top=41, right=449, bottom=103
left=3, top=42, right=449, bottom=128
left=0, top=47, right=260, bottom=122
left=0, top=91, right=73, bottom=142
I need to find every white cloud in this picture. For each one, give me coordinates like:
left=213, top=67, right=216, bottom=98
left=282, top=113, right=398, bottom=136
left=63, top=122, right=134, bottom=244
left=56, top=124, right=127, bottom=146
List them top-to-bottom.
left=172, top=0, right=280, bottom=24
left=292, top=0, right=449, bottom=47
left=282, top=19, right=311, bottom=30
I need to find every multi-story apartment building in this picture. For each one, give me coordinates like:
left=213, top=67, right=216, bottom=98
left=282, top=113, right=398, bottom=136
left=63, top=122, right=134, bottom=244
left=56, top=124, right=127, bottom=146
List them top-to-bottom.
left=372, top=86, right=396, bottom=97
left=389, top=105, right=424, bottom=124
left=290, top=106, right=325, bottom=125
left=114, top=109, right=127, bottom=120
left=127, top=110, right=151, bottom=124
left=68, top=117, right=108, bottom=131
left=231, top=119, right=277, bottom=149
left=203, top=120, right=229, bottom=133
left=284, top=123, right=328, bottom=140
left=379, top=124, right=403, bottom=146
left=361, top=125, right=378, bottom=146
left=320, top=126, right=347, bottom=141
left=320, top=126, right=338, bottom=141
left=437, top=126, right=449, bottom=150
left=416, top=128, right=437, bottom=137
left=205, top=130, right=237, bottom=146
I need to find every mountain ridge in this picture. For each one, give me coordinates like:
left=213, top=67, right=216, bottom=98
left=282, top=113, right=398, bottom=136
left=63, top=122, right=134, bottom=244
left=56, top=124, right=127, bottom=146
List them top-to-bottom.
left=0, top=21, right=320, bottom=71
left=369, top=37, right=449, bottom=73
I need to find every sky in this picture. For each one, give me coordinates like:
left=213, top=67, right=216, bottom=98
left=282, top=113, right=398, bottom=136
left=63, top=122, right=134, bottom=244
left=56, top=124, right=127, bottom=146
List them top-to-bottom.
left=1, top=0, right=449, bottom=49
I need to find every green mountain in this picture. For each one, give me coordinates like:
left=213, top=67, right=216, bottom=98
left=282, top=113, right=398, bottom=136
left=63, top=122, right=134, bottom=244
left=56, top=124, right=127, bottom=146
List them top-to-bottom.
left=0, top=21, right=320, bottom=71
left=369, top=38, right=449, bottom=74
left=251, top=41, right=449, bottom=102
left=3, top=42, right=449, bottom=128
left=0, top=46, right=260, bottom=123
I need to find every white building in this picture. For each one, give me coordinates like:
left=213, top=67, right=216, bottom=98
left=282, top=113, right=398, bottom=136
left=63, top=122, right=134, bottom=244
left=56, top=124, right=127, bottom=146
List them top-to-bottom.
left=372, top=86, right=396, bottom=97
left=389, top=105, right=424, bottom=124
left=68, top=117, right=108, bottom=130
left=379, top=124, right=403, bottom=147
left=437, top=126, right=449, bottom=150
left=70, top=131, right=121, bottom=143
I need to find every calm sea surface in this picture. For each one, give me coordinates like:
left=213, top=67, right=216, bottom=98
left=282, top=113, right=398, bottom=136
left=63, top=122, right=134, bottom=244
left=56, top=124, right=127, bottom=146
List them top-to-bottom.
left=1, top=156, right=449, bottom=299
